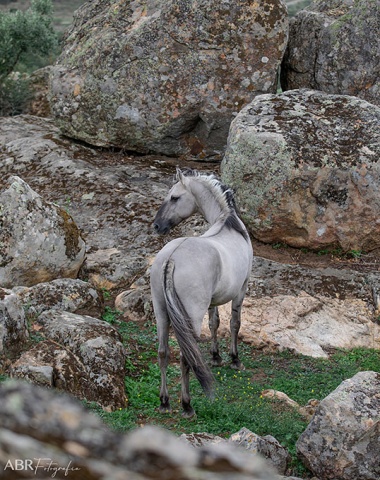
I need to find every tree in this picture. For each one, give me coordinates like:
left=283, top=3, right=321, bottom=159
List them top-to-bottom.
left=0, top=0, right=57, bottom=82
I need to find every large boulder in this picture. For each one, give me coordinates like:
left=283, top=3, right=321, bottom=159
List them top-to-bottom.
left=49, top=0, right=288, bottom=159
left=281, top=0, right=380, bottom=107
left=221, top=89, right=380, bottom=251
left=0, top=176, right=85, bottom=288
left=201, top=257, right=380, bottom=358
left=2, top=278, right=119, bottom=409
left=205, top=292, right=380, bottom=358
left=22, top=309, right=127, bottom=410
left=11, top=339, right=98, bottom=396
left=296, top=371, right=380, bottom=480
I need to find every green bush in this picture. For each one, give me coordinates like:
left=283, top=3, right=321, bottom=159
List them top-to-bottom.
left=0, top=0, right=57, bottom=115
left=0, top=74, right=31, bottom=116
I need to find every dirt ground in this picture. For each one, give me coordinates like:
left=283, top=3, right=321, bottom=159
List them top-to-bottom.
left=251, top=238, right=380, bottom=274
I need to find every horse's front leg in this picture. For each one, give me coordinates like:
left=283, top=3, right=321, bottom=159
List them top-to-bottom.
left=230, top=289, right=247, bottom=370
left=208, top=307, right=223, bottom=366
left=157, top=318, right=171, bottom=413
left=180, top=352, right=195, bottom=418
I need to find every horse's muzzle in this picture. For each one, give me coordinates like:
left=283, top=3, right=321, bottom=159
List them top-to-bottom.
left=153, top=222, right=170, bottom=234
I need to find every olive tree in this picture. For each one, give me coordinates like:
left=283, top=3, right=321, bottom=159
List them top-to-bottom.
left=0, top=0, right=57, bottom=115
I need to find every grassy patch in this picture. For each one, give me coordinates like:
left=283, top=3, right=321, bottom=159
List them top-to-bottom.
left=102, top=306, right=122, bottom=324
left=90, top=318, right=380, bottom=477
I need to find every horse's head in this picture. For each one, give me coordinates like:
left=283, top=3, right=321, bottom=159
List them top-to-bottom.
left=153, top=169, right=197, bottom=234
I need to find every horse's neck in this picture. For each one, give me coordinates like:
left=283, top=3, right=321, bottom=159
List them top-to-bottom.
left=190, top=180, right=228, bottom=226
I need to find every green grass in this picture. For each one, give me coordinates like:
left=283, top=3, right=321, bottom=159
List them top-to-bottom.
left=102, top=306, right=122, bottom=324
left=93, top=317, right=380, bottom=477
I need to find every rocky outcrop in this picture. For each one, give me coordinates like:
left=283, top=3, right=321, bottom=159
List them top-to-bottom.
left=49, top=0, right=288, bottom=159
left=281, top=0, right=380, bottom=107
left=221, top=89, right=380, bottom=251
left=1, top=114, right=380, bottom=367
left=0, top=115, right=172, bottom=290
left=2, top=116, right=186, bottom=295
left=0, top=176, right=85, bottom=288
left=127, top=255, right=380, bottom=358
left=203, top=256, right=380, bottom=358
left=128, top=259, right=380, bottom=358
left=1, top=272, right=123, bottom=410
left=12, top=278, right=102, bottom=319
left=212, top=292, right=379, bottom=358
left=25, top=309, right=126, bottom=410
left=11, top=334, right=125, bottom=410
left=11, top=339, right=98, bottom=395
left=297, top=371, right=380, bottom=480
left=0, top=380, right=277, bottom=480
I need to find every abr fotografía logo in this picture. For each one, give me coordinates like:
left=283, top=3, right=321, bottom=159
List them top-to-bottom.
left=3, top=458, right=81, bottom=477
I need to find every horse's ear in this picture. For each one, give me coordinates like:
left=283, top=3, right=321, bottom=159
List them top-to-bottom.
left=176, top=167, right=185, bottom=185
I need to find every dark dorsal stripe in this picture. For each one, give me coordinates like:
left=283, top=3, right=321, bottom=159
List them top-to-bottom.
left=181, top=169, right=250, bottom=242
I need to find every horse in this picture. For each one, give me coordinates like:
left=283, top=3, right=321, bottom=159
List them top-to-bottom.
left=150, top=168, right=253, bottom=418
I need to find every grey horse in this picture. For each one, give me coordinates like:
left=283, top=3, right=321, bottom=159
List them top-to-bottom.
left=150, top=169, right=253, bottom=418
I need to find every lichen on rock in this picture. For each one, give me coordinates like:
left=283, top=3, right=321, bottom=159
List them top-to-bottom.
left=49, top=0, right=289, bottom=159
left=281, top=0, right=380, bottom=107
left=221, top=89, right=380, bottom=251
left=0, top=176, right=86, bottom=288
left=296, top=371, right=380, bottom=480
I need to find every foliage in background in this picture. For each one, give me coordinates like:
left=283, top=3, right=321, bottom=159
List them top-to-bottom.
left=0, top=0, right=57, bottom=115
left=0, top=0, right=57, bottom=80
left=287, top=0, right=312, bottom=17
left=0, top=74, right=31, bottom=116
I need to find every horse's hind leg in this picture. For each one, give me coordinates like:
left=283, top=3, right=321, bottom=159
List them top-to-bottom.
left=230, top=286, right=247, bottom=370
left=208, top=307, right=222, bottom=366
left=157, top=316, right=171, bottom=413
left=180, top=352, right=195, bottom=418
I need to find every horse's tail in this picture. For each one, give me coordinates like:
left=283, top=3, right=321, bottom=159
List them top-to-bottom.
left=162, top=259, right=214, bottom=398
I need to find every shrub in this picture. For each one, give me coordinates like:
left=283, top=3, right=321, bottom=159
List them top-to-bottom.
left=0, top=0, right=57, bottom=115
left=0, top=74, right=31, bottom=116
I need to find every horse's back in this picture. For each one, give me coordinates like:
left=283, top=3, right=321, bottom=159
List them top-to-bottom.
left=151, top=233, right=252, bottom=311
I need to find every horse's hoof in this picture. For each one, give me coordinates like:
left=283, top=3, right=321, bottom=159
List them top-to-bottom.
left=211, top=356, right=223, bottom=367
left=231, top=361, right=245, bottom=371
left=158, top=404, right=171, bottom=414
left=181, top=409, right=196, bottom=419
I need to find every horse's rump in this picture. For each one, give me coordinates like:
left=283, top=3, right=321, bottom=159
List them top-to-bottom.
left=163, top=259, right=214, bottom=397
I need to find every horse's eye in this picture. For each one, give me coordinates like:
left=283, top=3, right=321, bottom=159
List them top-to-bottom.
left=171, top=195, right=180, bottom=202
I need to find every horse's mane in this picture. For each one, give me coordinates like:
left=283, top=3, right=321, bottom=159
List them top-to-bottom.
left=180, top=169, right=249, bottom=241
